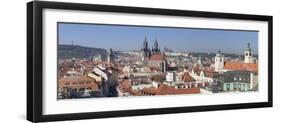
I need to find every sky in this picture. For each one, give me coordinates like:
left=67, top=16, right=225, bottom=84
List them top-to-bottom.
left=58, top=22, right=258, bottom=54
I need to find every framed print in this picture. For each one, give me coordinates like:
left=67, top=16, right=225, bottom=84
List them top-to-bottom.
left=27, top=1, right=273, bottom=122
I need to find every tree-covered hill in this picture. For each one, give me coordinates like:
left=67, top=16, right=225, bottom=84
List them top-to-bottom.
left=58, top=44, right=107, bottom=59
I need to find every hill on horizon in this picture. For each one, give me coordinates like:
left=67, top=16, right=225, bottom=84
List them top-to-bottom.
left=58, top=44, right=107, bottom=59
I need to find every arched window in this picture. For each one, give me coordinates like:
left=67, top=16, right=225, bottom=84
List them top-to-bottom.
left=234, top=83, right=237, bottom=90
left=227, top=84, right=230, bottom=91
left=241, top=84, right=244, bottom=91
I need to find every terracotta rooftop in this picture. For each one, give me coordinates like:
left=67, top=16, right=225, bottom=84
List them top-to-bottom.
left=150, top=54, right=166, bottom=61
left=224, top=62, right=258, bottom=72
left=192, top=67, right=216, bottom=78
left=182, top=72, right=195, bottom=82
left=59, top=76, right=99, bottom=90
left=59, top=76, right=96, bottom=83
left=119, top=79, right=132, bottom=93
left=141, top=84, right=200, bottom=95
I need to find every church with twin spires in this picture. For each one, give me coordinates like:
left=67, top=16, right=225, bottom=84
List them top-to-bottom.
left=141, top=37, right=167, bottom=72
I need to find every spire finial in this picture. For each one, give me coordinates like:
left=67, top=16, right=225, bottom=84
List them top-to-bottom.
left=143, top=36, right=148, bottom=50
left=246, top=42, right=251, bottom=51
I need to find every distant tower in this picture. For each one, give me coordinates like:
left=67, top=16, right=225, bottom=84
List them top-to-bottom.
left=141, top=36, right=151, bottom=61
left=152, top=38, right=160, bottom=55
left=244, top=42, right=253, bottom=63
left=107, top=48, right=114, bottom=65
left=215, top=49, right=224, bottom=72
left=197, top=56, right=202, bottom=66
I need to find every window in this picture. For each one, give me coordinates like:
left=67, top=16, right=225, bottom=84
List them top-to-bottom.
left=246, top=53, right=248, bottom=56
left=249, top=53, right=251, bottom=56
left=220, top=58, right=222, bottom=62
left=234, top=83, right=237, bottom=90
left=227, top=84, right=230, bottom=91
left=238, top=84, right=241, bottom=89
left=241, top=84, right=244, bottom=91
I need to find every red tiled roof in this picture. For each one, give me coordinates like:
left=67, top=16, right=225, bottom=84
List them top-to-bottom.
left=150, top=54, right=166, bottom=61
left=224, top=62, right=258, bottom=72
left=192, top=67, right=216, bottom=78
left=203, top=70, right=216, bottom=78
left=182, top=72, right=195, bottom=82
left=59, top=76, right=99, bottom=90
left=59, top=76, right=96, bottom=83
left=119, top=79, right=132, bottom=93
left=141, top=84, right=200, bottom=95
left=169, top=87, right=200, bottom=95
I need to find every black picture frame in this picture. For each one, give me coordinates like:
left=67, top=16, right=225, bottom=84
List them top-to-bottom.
left=27, top=1, right=273, bottom=122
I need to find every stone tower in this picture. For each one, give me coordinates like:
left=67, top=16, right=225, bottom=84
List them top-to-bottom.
left=244, top=42, right=253, bottom=63
left=107, top=48, right=114, bottom=65
left=215, top=49, right=224, bottom=72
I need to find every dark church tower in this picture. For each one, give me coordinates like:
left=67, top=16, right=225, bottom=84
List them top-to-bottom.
left=141, top=36, right=151, bottom=61
left=151, top=38, right=161, bottom=55
left=107, top=48, right=114, bottom=65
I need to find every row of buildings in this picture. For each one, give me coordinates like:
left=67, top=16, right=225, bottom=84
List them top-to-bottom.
left=57, top=36, right=258, bottom=99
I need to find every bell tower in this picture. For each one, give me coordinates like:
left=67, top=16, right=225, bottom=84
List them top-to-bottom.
left=244, top=42, right=253, bottom=63
left=215, top=49, right=224, bottom=72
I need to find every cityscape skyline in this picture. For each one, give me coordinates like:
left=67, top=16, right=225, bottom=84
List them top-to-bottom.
left=58, top=22, right=259, bottom=99
left=58, top=23, right=258, bottom=54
